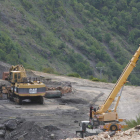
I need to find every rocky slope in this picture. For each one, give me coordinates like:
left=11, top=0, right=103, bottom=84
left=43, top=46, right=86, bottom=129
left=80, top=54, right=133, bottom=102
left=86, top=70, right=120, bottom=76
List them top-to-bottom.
left=65, top=126, right=140, bottom=140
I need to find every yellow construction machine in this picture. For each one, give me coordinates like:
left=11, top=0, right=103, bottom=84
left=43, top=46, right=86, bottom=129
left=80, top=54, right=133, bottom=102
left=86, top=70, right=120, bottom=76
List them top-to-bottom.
left=77, top=45, right=140, bottom=137
left=4, top=65, right=46, bottom=105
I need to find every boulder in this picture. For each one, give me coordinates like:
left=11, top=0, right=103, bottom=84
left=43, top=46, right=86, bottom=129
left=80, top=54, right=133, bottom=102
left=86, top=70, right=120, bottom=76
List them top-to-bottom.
left=5, top=119, right=18, bottom=131
left=0, top=124, right=5, bottom=130
left=135, top=125, right=140, bottom=129
left=0, top=129, right=5, bottom=137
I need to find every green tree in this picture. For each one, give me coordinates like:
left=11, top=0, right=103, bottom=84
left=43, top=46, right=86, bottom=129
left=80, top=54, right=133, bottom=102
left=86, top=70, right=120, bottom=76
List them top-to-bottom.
left=20, top=0, right=32, bottom=10
left=117, top=0, right=128, bottom=10
left=101, top=6, right=109, bottom=15
left=131, top=7, right=138, bottom=25
left=137, top=12, right=140, bottom=23
left=118, top=26, right=126, bottom=35
left=128, top=30, right=135, bottom=43
left=104, top=33, right=111, bottom=43
left=136, top=38, right=140, bottom=45
left=0, top=49, right=6, bottom=61
left=6, top=49, right=19, bottom=64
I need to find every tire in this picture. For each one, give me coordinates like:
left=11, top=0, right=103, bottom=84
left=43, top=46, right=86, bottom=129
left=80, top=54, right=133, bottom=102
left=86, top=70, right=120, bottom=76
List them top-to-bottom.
left=81, top=123, right=86, bottom=138
left=82, top=123, right=86, bottom=132
left=110, top=124, right=118, bottom=131
left=80, top=132, right=85, bottom=138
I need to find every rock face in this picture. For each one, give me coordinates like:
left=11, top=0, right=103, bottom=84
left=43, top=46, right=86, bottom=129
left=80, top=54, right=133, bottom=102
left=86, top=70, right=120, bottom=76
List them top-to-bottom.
left=5, top=119, right=18, bottom=131
left=64, top=125, right=140, bottom=140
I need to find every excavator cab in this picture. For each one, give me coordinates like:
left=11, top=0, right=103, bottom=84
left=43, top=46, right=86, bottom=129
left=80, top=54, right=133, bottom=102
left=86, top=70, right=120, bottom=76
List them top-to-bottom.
left=9, top=71, right=23, bottom=83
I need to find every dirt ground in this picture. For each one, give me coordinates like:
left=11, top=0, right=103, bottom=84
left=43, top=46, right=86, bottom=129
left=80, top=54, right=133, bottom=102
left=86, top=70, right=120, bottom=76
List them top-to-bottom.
left=0, top=70, right=140, bottom=140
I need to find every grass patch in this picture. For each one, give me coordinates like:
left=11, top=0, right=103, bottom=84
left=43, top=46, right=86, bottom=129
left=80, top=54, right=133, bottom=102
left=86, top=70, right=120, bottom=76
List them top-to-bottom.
left=42, top=67, right=55, bottom=74
left=67, top=73, right=81, bottom=78
left=125, top=115, right=140, bottom=130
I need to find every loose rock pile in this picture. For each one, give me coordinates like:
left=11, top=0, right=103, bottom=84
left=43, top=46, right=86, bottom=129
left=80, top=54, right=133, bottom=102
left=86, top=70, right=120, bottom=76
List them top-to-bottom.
left=45, top=80, right=72, bottom=95
left=0, top=118, right=58, bottom=140
left=65, top=126, right=140, bottom=140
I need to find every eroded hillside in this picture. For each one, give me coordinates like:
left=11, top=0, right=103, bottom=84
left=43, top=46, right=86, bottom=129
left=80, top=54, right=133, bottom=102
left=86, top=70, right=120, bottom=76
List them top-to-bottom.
left=0, top=0, right=140, bottom=84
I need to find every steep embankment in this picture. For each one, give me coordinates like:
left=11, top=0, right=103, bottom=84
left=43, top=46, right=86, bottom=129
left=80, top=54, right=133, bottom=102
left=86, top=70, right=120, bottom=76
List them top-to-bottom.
left=0, top=0, right=140, bottom=84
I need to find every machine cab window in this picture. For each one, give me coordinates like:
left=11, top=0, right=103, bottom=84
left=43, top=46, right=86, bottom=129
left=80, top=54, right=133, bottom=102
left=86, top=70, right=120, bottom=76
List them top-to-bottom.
left=14, top=73, right=17, bottom=82
left=18, top=73, right=21, bottom=79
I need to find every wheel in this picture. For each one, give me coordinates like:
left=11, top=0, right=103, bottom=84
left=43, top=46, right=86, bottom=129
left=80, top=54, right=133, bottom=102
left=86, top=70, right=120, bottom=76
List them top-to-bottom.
left=39, top=96, right=44, bottom=105
left=81, top=123, right=86, bottom=138
left=82, top=123, right=86, bottom=132
left=110, top=124, right=118, bottom=131
left=80, top=131, right=85, bottom=138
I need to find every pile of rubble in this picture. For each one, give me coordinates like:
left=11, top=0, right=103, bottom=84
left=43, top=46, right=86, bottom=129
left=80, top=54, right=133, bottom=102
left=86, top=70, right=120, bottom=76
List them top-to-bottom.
left=45, top=80, right=72, bottom=95
left=0, top=118, right=58, bottom=140
left=65, top=126, right=140, bottom=140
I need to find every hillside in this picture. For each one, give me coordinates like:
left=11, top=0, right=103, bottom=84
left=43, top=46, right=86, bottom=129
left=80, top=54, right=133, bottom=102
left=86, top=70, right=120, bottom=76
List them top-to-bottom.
left=0, top=0, right=140, bottom=84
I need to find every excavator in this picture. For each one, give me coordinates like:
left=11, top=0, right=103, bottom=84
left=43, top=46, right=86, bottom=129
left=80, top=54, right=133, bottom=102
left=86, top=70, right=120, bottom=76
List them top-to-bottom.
left=76, top=45, right=140, bottom=137
left=4, top=65, right=46, bottom=105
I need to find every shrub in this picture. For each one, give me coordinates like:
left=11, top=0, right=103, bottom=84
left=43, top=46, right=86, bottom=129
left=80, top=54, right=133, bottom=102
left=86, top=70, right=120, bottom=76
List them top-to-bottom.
left=20, top=0, right=32, bottom=10
left=118, top=26, right=126, bottom=35
left=104, top=33, right=111, bottom=43
left=136, top=37, right=140, bottom=45
left=24, top=64, right=35, bottom=70
left=42, top=67, right=55, bottom=74
left=67, top=73, right=81, bottom=78
left=89, top=76, right=100, bottom=81
left=91, top=77, right=100, bottom=81
left=125, top=115, right=140, bottom=130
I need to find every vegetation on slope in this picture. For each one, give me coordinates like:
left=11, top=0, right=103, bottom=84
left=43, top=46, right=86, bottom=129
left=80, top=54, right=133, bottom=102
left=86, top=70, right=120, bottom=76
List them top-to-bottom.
left=0, top=0, right=140, bottom=84
left=125, top=115, right=140, bottom=130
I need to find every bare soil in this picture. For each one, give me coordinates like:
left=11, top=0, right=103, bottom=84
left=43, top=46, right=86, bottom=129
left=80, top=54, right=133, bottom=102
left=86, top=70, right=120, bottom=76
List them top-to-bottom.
left=0, top=70, right=140, bottom=139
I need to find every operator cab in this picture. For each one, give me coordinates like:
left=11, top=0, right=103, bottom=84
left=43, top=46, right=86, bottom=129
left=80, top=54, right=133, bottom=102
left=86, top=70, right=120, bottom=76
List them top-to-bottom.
left=9, top=71, right=22, bottom=83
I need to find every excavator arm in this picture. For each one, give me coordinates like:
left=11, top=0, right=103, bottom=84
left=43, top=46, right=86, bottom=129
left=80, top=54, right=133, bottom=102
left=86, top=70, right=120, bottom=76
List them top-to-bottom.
left=97, top=45, right=140, bottom=114
left=9, top=65, right=26, bottom=73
